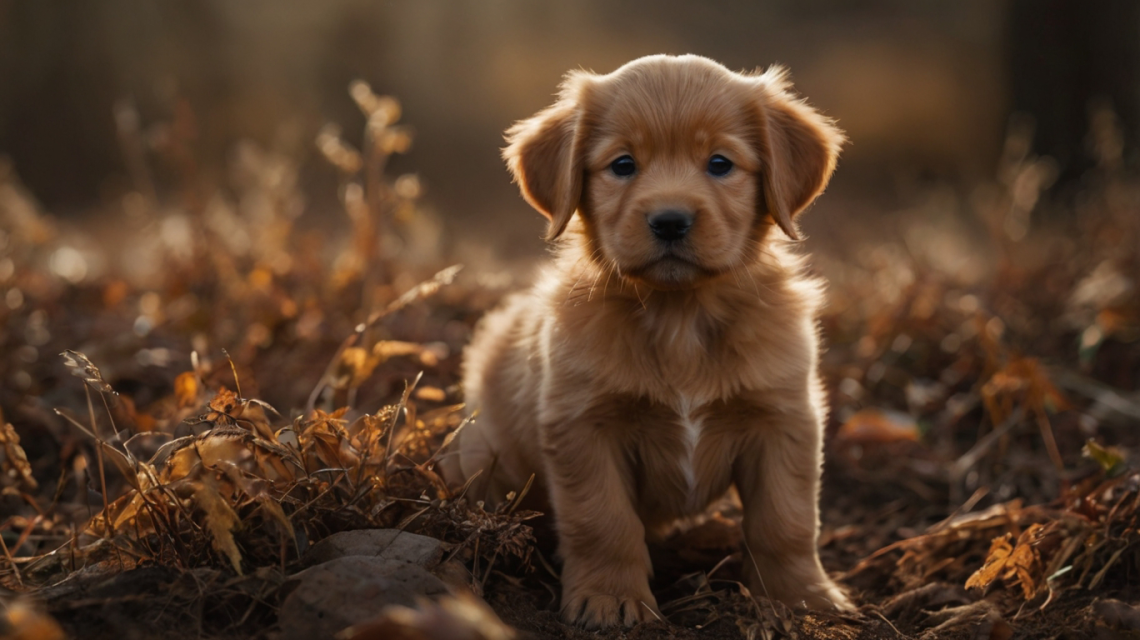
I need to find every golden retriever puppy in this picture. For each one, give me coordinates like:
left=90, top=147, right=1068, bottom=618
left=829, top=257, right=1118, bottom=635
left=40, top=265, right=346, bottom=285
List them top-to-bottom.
left=444, top=54, right=851, bottom=628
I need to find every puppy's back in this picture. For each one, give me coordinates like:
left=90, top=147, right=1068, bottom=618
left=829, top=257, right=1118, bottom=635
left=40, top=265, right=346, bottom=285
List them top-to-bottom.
left=445, top=291, right=548, bottom=507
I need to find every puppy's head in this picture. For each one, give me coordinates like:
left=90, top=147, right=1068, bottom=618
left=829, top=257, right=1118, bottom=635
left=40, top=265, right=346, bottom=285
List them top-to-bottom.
left=504, top=54, right=844, bottom=290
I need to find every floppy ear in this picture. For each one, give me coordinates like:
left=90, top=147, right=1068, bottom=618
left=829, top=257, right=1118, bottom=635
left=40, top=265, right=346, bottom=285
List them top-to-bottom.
left=755, top=68, right=845, bottom=240
left=502, top=76, right=589, bottom=241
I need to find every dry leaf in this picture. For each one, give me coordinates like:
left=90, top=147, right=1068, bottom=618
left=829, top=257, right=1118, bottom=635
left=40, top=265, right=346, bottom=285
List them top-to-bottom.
left=334, top=346, right=377, bottom=391
left=982, top=358, right=1068, bottom=425
left=174, top=371, right=201, bottom=408
left=414, top=386, right=447, bottom=403
left=200, top=387, right=279, bottom=441
left=207, top=387, right=241, bottom=417
left=837, top=408, right=920, bottom=444
left=0, top=417, right=37, bottom=490
left=194, top=430, right=252, bottom=471
left=194, top=479, right=243, bottom=575
left=258, top=496, right=297, bottom=551
left=965, top=524, right=1046, bottom=599
left=339, top=592, right=515, bottom=640
left=0, top=601, right=66, bottom=640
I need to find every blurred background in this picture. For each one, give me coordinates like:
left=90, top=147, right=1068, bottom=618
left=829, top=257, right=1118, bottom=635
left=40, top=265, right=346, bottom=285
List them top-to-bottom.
left=1, top=0, right=1137, bottom=258
left=2, top=5, right=1140, bottom=638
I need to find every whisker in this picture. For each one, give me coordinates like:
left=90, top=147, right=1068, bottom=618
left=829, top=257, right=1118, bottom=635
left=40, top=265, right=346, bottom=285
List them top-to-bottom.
left=564, top=248, right=605, bottom=306
left=562, top=257, right=592, bottom=306
left=600, top=259, right=618, bottom=303
left=729, top=263, right=746, bottom=291
left=586, top=265, right=604, bottom=302
left=743, top=265, right=764, bottom=299
left=632, top=280, right=648, bottom=311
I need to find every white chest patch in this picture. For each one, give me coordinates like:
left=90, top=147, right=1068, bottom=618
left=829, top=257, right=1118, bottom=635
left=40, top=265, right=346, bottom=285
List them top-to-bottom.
left=676, top=395, right=703, bottom=492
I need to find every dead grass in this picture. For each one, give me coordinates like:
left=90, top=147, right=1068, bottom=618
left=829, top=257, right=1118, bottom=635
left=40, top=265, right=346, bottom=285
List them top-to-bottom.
left=1, top=82, right=1139, bottom=640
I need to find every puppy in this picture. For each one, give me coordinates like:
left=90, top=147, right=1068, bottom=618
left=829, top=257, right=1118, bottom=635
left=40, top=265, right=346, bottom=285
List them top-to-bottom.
left=444, top=54, right=851, bottom=628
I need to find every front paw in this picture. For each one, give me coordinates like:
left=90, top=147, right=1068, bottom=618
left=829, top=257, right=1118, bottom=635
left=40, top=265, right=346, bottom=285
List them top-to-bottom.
left=746, top=561, right=854, bottom=612
left=758, top=577, right=854, bottom=612
left=795, top=579, right=854, bottom=612
left=561, top=588, right=660, bottom=628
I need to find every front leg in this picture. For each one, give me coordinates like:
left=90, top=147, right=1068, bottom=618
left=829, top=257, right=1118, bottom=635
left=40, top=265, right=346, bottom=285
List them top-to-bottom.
left=733, top=395, right=852, bottom=611
left=543, top=418, right=659, bottom=628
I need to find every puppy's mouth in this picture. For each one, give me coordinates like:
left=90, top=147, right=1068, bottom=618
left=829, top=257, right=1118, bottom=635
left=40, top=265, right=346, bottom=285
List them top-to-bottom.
left=622, top=252, right=721, bottom=290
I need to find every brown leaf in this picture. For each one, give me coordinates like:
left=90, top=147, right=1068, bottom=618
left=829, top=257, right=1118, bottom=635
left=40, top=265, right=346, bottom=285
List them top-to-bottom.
left=373, top=340, right=436, bottom=367
left=334, top=346, right=378, bottom=391
left=982, top=358, right=1068, bottom=425
left=174, top=371, right=201, bottom=408
left=208, top=386, right=241, bottom=419
left=414, top=386, right=447, bottom=403
left=231, top=398, right=279, bottom=442
left=837, top=408, right=920, bottom=445
left=0, top=417, right=37, bottom=490
left=195, top=430, right=253, bottom=470
left=249, top=438, right=302, bottom=482
left=99, top=441, right=142, bottom=492
left=165, top=441, right=203, bottom=481
left=193, top=479, right=243, bottom=575
left=110, top=491, right=151, bottom=533
left=258, top=496, right=297, bottom=552
left=965, top=523, right=1046, bottom=599
left=965, top=534, right=1014, bottom=593
left=339, top=592, right=515, bottom=640
left=1, top=601, right=67, bottom=640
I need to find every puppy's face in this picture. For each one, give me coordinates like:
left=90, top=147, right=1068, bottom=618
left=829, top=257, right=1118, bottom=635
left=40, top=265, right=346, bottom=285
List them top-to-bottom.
left=505, top=55, right=844, bottom=290
left=581, top=67, right=762, bottom=289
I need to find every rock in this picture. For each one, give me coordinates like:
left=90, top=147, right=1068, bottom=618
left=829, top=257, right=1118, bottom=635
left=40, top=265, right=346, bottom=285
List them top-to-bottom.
left=301, top=529, right=443, bottom=569
left=279, top=530, right=456, bottom=638
left=279, top=556, right=448, bottom=640
left=337, top=593, right=516, bottom=640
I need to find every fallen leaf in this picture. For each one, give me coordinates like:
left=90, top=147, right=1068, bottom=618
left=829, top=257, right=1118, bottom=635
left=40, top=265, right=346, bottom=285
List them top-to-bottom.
left=174, top=371, right=201, bottom=408
left=414, top=386, right=447, bottom=403
left=837, top=408, right=920, bottom=444
left=0, top=416, right=37, bottom=490
left=193, top=479, right=243, bottom=575
left=258, top=496, right=297, bottom=552
left=966, top=523, right=1046, bottom=599
left=965, top=534, right=1013, bottom=593
left=339, top=592, right=515, bottom=640
left=0, top=601, right=66, bottom=640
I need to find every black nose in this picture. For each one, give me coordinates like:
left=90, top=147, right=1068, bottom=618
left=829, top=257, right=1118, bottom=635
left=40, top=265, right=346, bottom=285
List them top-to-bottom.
left=648, top=210, right=693, bottom=241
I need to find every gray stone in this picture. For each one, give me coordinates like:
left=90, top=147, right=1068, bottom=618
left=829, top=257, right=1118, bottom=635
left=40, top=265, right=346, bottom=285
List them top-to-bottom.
left=301, top=529, right=443, bottom=569
left=279, top=555, right=448, bottom=640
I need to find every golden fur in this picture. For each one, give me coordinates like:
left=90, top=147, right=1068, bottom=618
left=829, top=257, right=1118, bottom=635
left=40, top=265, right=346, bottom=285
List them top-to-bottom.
left=441, top=54, right=852, bottom=628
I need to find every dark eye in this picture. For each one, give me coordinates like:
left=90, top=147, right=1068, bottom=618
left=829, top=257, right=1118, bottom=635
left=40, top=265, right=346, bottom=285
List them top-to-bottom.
left=610, top=155, right=636, bottom=177
left=707, top=155, right=733, bottom=177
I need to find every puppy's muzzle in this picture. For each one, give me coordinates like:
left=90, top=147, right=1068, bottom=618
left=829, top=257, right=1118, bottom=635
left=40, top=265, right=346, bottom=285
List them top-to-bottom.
left=648, top=210, right=694, bottom=242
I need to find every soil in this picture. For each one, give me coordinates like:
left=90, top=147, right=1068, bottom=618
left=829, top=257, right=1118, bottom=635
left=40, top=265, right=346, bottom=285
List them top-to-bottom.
left=2, top=98, right=1139, bottom=640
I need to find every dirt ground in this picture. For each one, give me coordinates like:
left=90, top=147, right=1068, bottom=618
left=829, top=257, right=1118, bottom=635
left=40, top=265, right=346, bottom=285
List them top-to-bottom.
left=1, top=90, right=1139, bottom=640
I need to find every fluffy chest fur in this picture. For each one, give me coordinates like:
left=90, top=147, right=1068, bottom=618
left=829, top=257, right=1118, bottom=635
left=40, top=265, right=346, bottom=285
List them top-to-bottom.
left=536, top=231, right=822, bottom=411
left=529, top=233, right=824, bottom=520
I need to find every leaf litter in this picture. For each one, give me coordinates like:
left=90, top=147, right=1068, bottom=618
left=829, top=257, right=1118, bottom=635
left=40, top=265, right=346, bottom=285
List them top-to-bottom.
left=1, top=82, right=1139, bottom=640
